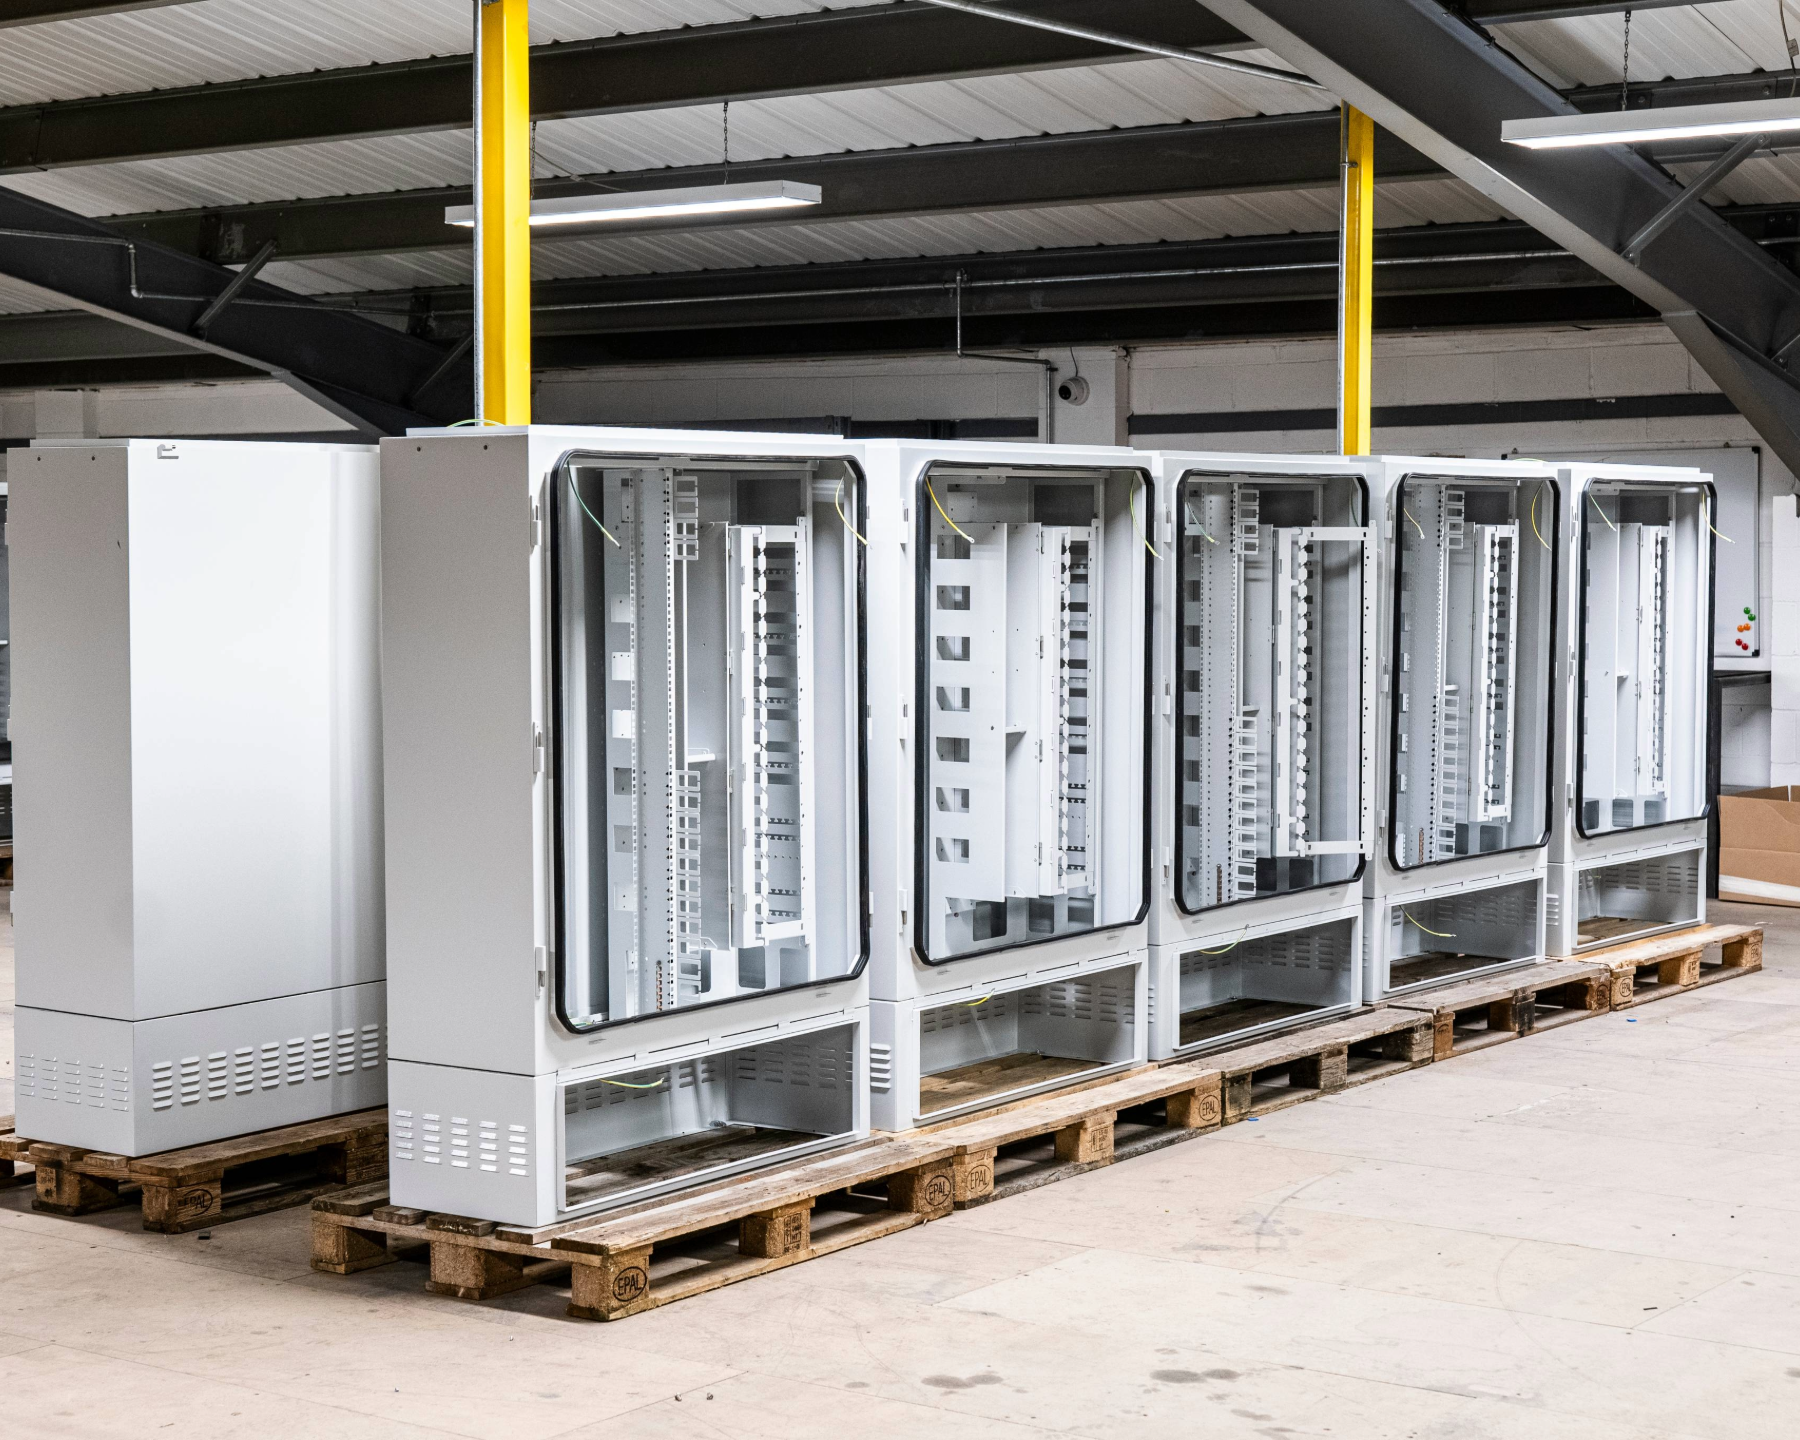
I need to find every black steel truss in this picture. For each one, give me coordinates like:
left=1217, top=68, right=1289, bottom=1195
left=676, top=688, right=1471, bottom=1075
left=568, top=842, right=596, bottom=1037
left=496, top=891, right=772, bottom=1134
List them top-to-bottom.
left=1203, top=0, right=1800, bottom=478
left=0, top=185, right=470, bottom=433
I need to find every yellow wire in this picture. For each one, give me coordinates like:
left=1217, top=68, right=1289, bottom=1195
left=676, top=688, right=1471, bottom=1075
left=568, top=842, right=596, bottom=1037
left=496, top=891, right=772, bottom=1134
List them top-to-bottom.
left=447, top=417, right=507, bottom=427
left=567, top=469, right=621, bottom=548
left=925, top=477, right=972, bottom=542
left=834, top=478, right=868, bottom=546
left=1130, top=481, right=1160, bottom=559
left=1528, top=487, right=1549, bottom=550
left=1589, top=493, right=1618, bottom=533
left=1182, top=502, right=1216, bottom=544
left=1403, top=508, right=1423, bottom=539
left=1709, top=520, right=1735, bottom=543
left=1401, top=909, right=1457, bottom=939
left=1198, top=930, right=1247, bottom=956
left=960, top=993, right=993, bottom=1008
left=602, top=1077, right=665, bottom=1090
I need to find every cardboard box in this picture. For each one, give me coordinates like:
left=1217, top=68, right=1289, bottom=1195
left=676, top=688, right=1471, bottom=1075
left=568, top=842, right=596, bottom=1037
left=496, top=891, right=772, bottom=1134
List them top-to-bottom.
left=1719, top=786, right=1800, bottom=906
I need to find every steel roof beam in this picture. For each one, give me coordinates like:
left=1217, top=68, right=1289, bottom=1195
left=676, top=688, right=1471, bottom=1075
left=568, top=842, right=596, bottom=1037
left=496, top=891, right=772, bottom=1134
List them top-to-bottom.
left=0, top=0, right=1722, bottom=172
left=0, top=0, right=188, bottom=24
left=0, top=0, right=1260, bottom=172
left=0, top=0, right=1695, bottom=26
left=94, top=60, right=1800, bottom=263
left=112, top=116, right=1443, bottom=262
left=0, top=185, right=468, bottom=433
left=25, top=202, right=1800, bottom=369
left=431, top=220, right=1616, bottom=336
left=0, top=283, right=1643, bottom=377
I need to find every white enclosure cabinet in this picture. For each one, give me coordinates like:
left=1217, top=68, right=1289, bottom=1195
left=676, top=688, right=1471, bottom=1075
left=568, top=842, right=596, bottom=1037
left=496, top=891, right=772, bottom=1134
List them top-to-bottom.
left=380, top=428, right=870, bottom=1227
left=861, top=439, right=1152, bottom=1131
left=11, top=440, right=385, bottom=1155
left=1146, top=452, right=1374, bottom=1059
left=1364, top=457, right=1561, bottom=1002
left=1547, top=462, right=1712, bottom=955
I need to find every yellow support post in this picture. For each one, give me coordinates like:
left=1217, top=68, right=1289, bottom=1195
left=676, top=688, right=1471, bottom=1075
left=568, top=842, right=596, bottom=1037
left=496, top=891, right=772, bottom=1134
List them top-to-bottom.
left=478, top=0, right=532, bottom=424
left=1338, top=103, right=1374, bottom=457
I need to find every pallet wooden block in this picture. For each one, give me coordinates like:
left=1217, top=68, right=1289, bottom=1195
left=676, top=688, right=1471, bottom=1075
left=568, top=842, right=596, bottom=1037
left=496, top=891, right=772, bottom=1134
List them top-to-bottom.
left=1585, top=924, right=1762, bottom=1008
left=1387, top=959, right=1611, bottom=1060
left=1207, top=1008, right=1434, bottom=1123
left=939, top=1060, right=1224, bottom=1208
left=16, top=1108, right=385, bottom=1232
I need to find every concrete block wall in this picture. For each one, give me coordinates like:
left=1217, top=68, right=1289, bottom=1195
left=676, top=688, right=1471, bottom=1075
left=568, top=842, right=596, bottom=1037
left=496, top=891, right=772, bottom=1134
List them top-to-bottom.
left=534, top=353, right=1051, bottom=434
left=0, top=381, right=359, bottom=444
left=1772, top=495, right=1800, bottom=788
left=1722, top=684, right=1772, bottom=791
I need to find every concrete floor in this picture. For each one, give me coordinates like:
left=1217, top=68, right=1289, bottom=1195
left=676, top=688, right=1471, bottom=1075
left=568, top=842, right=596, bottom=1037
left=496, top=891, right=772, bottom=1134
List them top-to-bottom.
left=2, top=902, right=1799, bottom=1439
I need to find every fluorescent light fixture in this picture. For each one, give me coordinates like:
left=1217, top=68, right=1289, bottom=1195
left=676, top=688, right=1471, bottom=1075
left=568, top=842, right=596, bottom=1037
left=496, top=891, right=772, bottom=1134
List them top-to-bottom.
left=1501, top=98, right=1800, bottom=150
left=445, top=179, right=822, bottom=229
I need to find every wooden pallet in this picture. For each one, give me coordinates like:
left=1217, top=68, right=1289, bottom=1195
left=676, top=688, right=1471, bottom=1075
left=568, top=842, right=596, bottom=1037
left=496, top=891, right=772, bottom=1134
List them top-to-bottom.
left=1585, top=923, right=1762, bottom=1008
left=1387, top=959, right=1612, bottom=1060
left=1207, top=1007, right=1435, bottom=1122
left=312, top=1059, right=1227, bottom=1319
left=11, top=1109, right=385, bottom=1233
left=0, top=1118, right=34, bottom=1189
left=314, top=1131, right=959, bottom=1317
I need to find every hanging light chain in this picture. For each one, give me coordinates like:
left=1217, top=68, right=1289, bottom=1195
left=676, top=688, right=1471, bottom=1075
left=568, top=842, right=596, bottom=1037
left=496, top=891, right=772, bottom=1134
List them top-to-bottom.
left=1620, top=8, right=1632, bottom=112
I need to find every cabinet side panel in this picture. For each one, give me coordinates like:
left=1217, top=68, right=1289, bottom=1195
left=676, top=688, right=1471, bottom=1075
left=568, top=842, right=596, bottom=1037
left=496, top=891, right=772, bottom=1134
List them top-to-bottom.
left=380, top=436, right=541, bottom=1074
left=12, top=447, right=135, bottom=1017
left=331, top=450, right=387, bottom=991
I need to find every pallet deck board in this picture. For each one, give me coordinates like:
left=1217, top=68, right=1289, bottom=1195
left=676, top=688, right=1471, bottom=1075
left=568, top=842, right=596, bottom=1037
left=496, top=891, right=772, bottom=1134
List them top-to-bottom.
left=1387, top=952, right=1517, bottom=989
left=1387, top=959, right=1612, bottom=1058
left=1177, top=998, right=1318, bottom=1049
left=1206, top=1007, right=1435, bottom=1121
left=918, top=1052, right=1100, bottom=1115
left=941, top=1058, right=1224, bottom=1206
left=129, top=1111, right=386, bottom=1182
left=563, top=1124, right=823, bottom=1209
left=554, top=1132, right=957, bottom=1258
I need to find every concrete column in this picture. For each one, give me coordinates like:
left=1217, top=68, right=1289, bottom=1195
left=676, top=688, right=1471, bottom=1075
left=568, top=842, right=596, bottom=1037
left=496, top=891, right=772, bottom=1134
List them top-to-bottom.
left=1043, top=347, right=1129, bottom=447
left=32, top=389, right=100, bottom=439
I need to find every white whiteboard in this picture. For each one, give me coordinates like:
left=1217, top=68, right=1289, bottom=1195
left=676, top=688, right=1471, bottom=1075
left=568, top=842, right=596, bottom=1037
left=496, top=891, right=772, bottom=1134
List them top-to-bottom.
left=1539, top=445, right=1758, bottom=660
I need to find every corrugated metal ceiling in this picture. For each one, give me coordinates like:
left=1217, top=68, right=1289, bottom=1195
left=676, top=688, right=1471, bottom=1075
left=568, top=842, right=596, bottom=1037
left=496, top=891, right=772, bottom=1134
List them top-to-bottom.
left=0, top=0, right=1792, bottom=312
left=0, top=0, right=884, bottom=106
left=1493, top=0, right=1794, bottom=88
left=0, top=53, right=1328, bottom=220
left=0, top=274, right=70, bottom=315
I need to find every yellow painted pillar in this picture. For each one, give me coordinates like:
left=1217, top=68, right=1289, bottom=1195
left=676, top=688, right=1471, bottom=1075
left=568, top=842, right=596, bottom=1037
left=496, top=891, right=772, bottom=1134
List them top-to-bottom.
left=478, top=0, right=532, bottom=423
left=1338, top=103, right=1374, bottom=456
